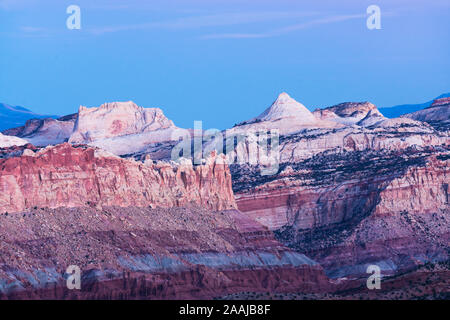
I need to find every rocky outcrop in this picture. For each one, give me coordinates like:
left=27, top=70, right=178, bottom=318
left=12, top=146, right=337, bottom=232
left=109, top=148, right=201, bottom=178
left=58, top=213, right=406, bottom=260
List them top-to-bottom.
left=2, top=115, right=76, bottom=146
left=0, top=143, right=236, bottom=213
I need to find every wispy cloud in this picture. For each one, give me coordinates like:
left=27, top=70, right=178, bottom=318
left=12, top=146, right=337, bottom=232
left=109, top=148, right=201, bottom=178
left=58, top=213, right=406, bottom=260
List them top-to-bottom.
left=89, top=11, right=319, bottom=35
left=201, top=14, right=366, bottom=39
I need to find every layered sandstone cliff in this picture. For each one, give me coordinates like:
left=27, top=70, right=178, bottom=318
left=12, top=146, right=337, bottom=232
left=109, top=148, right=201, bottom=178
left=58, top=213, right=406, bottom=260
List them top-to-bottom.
left=0, top=143, right=236, bottom=213
left=233, top=146, right=449, bottom=278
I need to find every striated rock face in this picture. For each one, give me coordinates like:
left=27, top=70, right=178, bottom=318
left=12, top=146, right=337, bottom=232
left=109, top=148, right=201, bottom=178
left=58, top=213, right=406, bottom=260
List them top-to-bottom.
left=2, top=115, right=76, bottom=146
left=227, top=121, right=447, bottom=165
left=0, top=143, right=236, bottom=213
left=233, top=148, right=447, bottom=228
left=373, top=155, right=448, bottom=216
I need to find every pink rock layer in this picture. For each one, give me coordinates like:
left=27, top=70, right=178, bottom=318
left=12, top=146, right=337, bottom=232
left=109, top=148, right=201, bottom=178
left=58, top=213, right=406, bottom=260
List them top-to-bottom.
left=0, top=143, right=236, bottom=213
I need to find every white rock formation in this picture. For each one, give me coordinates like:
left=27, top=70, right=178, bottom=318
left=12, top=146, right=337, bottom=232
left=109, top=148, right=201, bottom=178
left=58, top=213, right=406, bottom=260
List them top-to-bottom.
left=220, top=95, right=448, bottom=165
left=69, top=101, right=183, bottom=155
left=0, top=133, right=28, bottom=148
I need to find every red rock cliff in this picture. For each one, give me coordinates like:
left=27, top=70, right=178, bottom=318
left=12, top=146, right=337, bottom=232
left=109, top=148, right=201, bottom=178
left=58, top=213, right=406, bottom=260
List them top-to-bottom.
left=0, top=143, right=236, bottom=213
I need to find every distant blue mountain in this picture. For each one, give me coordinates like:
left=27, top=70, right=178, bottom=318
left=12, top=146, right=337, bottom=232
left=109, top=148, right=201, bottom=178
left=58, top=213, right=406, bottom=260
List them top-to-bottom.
left=380, top=93, right=450, bottom=118
left=0, top=103, right=59, bottom=131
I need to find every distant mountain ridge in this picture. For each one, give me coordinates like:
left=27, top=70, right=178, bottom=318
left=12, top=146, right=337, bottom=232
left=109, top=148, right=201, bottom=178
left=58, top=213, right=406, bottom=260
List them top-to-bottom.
left=379, top=92, right=450, bottom=118
left=0, top=103, right=58, bottom=131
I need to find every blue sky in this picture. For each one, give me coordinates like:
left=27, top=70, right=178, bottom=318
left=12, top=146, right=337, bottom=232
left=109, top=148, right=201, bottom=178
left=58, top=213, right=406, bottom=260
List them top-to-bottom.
left=1, top=0, right=449, bottom=129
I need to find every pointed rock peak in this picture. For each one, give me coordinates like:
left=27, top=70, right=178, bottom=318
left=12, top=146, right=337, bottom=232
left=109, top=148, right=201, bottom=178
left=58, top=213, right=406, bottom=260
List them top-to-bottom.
left=256, top=92, right=316, bottom=123
left=275, top=92, right=293, bottom=102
